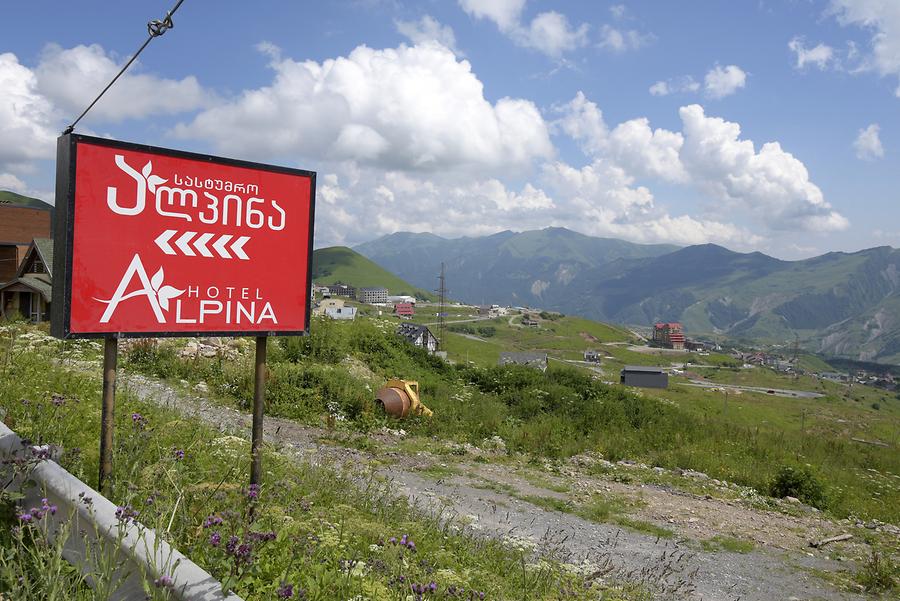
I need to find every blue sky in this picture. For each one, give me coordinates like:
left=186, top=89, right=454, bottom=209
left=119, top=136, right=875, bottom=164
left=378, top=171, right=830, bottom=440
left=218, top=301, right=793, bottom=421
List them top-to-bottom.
left=2, top=0, right=897, bottom=258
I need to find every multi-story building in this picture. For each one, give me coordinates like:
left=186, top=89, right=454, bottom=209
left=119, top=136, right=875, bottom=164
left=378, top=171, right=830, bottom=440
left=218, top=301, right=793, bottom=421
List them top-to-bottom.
left=0, top=205, right=52, bottom=283
left=326, top=284, right=356, bottom=298
left=357, top=287, right=388, bottom=304
left=652, top=322, right=685, bottom=350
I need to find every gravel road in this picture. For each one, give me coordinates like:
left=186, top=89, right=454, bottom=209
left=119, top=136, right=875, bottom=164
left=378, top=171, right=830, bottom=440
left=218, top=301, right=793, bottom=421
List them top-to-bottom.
left=119, top=372, right=867, bottom=601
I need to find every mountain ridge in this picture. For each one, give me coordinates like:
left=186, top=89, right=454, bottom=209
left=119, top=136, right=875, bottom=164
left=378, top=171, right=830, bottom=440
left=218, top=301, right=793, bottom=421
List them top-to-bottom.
left=355, top=228, right=900, bottom=364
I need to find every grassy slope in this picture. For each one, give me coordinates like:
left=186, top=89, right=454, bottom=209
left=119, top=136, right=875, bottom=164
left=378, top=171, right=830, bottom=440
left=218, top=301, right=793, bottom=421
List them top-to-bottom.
left=0, top=190, right=52, bottom=209
left=312, top=246, right=433, bottom=299
left=0, top=325, right=613, bottom=600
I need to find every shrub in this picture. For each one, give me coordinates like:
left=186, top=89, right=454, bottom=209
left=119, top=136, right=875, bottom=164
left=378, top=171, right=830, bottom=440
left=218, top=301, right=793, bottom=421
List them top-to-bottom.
left=768, top=465, right=827, bottom=509
left=855, top=550, right=897, bottom=593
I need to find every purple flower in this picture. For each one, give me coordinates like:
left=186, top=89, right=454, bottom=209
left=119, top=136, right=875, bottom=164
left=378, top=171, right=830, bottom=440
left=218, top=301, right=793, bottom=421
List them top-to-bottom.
left=51, top=394, right=66, bottom=407
left=131, top=413, right=148, bottom=429
left=172, top=448, right=185, bottom=461
left=246, top=483, right=260, bottom=501
left=115, top=505, right=138, bottom=524
left=18, top=513, right=32, bottom=523
left=203, top=515, right=223, bottom=529
left=209, top=531, right=221, bottom=547
left=225, top=535, right=238, bottom=554
left=388, top=536, right=397, bottom=545
left=154, top=575, right=174, bottom=588
left=277, top=583, right=294, bottom=598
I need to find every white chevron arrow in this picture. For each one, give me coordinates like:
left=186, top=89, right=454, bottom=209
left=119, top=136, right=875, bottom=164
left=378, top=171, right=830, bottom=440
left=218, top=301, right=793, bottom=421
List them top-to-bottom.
left=155, top=229, right=177, bottom=255
left=154, top=230, right=251, bottom=259
left=175, top=231, right=197, bottom=256
left=193, top=232, right=214, bottom=257
left=212, top=234, right=233, bottom=259
left=231, top=236, right=250, bottom=260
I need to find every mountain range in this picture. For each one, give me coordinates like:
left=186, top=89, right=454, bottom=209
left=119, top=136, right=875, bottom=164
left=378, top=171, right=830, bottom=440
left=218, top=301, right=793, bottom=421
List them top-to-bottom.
left=355, top=228, right=900, bottom=365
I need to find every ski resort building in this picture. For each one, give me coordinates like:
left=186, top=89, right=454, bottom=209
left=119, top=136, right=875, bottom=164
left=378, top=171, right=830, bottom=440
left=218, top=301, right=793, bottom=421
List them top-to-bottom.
left=652, top=322, right=685, bottom=350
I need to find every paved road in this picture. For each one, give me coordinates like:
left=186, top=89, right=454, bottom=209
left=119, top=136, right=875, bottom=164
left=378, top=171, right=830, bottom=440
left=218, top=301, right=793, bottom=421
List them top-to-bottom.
left=119, top=372, right=861, bottom=601
left=680, top=380, right=825, bottom=399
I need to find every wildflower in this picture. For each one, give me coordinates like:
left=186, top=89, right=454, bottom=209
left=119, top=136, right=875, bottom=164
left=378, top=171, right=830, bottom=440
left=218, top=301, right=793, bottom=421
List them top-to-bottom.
left=51, top=394, right=66, bottom=407
left=131, top=413, right=148, bottom=429
left=30, top=445, right=51, bottom=460
left=246, top=483, right=260, bottom=501
left=78, top=492, right=93, bottom=507
left=41, top=498, right=57, bottom=515
left=115, top=505, right=139, bottom=524
left=18, top=513, right=32, bottom=523
left=203, top=515, right=223, bottom=528
left=209, top=532, right=221, bottom=547
left=225, top=535, right=239, bottom=554
left=154, top=575, right=174, bottom=588
left=276, top=583, right=294, bottom=598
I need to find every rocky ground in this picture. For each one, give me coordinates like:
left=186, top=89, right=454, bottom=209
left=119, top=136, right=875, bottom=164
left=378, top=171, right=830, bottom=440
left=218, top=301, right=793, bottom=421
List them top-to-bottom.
left=118, top=372, right=897, bottom=601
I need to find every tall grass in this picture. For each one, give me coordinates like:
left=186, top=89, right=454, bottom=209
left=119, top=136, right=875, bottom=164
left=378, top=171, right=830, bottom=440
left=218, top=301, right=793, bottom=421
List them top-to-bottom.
left=120, top=318, right=900, bottom=523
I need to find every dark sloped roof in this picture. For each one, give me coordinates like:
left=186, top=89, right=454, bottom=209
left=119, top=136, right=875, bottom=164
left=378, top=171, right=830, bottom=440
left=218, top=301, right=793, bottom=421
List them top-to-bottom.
left=33, top=238, right=53, bottom=274
left=0, top=273, right=52, bottom=302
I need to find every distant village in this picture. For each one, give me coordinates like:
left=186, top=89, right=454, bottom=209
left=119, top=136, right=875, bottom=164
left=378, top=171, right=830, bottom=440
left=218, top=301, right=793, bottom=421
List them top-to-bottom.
left=2, top=200, right=896, bottom=392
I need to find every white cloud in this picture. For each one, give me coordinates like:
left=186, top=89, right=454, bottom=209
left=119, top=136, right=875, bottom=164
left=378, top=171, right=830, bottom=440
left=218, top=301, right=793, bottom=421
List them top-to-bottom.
left=458, top=0, right=589, bottom=57
left=458, top=0, right=525, bottom=32
left=830, top=0, right=900, bottom=94
left=609, top=5, right=627, bottom=20
left=517, top=11, right=589, bottom=57
left=395, top=15, right=462, bottom=55
left=597, top=24, right=652, bottom=53
left=788, top=37, right=835, bottom=69
left=176, top=43, right=553, bottom=173
left=34, top=44, right=210, bottom=122
left=0, top=52, right=57, bottom=174
left=703, top=64, right=747, bottom=98
left=648, top=75, right=699, bottom=96
left=649, top=81, right=669, bottom=96
left=555, top=91, right=607, bottom=155
left=554, top=92, right=847, bottom=234
left=679, top=104, right=848, bottom=232
left=608, top=118, right=688, bottom=183
left=854, top=123, right=884, bottom=159
left=540, top=159, right=758, bottom=246
left=0, top=173, right=27, bottom=192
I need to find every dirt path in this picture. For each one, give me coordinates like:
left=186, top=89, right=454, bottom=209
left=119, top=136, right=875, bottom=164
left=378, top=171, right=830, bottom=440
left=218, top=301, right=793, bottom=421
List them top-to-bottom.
left=119, top=373, right=870, bottom=601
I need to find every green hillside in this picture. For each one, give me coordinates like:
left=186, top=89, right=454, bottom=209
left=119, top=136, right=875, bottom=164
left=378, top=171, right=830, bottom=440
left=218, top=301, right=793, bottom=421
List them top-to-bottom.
left=0, top=190, right=52, bottom=210
left=358, top=229, right=900, bottom=364
left=312, top=246, right=432, bottom=298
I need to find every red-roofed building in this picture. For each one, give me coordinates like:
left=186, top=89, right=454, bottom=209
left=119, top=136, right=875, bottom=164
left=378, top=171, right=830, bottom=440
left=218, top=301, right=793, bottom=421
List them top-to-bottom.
left=394, top=302, right=415, bottom=318
left=652, top=322, right=685, bottom=350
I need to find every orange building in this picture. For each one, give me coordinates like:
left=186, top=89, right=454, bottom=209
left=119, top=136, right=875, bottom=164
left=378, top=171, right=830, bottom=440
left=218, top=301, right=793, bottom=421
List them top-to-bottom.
left=0, top=205, right=52, bottom=283
left=652, top=322, right=685, bottom=350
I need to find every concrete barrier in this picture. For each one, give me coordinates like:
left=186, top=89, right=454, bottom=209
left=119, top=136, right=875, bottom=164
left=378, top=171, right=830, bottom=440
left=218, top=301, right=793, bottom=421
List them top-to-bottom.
left=0, top=421, right=243, bottom=601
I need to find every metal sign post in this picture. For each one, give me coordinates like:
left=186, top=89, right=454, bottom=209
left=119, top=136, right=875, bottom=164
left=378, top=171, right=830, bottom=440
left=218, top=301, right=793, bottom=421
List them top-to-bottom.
left=51, top=134, right=315, bottom=491
left=249, top=336, right=267, bottom=486
left=99, top=338, right=118, bottom=493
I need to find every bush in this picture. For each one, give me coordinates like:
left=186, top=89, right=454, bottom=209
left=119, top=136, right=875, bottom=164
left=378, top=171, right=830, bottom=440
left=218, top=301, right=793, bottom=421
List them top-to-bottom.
left=768, top=465, right=827, bottom=509
left=855, top=550, right=897, bottom=593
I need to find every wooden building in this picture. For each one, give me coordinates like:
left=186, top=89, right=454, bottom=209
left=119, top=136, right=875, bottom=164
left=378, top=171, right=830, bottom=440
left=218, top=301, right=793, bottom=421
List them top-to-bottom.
left=0, top=239, right=53, bottom=323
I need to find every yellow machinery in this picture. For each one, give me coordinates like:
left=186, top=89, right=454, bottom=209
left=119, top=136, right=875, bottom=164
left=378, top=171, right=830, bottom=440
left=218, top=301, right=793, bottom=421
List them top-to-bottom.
left=375, top=379, right=433, bottom=418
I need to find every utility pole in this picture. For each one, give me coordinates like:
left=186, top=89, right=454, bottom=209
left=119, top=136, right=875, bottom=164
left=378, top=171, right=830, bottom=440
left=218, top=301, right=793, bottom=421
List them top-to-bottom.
left=436, top=262, right=447, bottom=351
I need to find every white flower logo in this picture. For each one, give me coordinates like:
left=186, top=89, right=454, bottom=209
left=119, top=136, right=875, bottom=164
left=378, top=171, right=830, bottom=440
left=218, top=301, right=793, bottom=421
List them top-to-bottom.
left=141, top=160, right=167, bottom=194
left=149, top=266, right=184, bottom=312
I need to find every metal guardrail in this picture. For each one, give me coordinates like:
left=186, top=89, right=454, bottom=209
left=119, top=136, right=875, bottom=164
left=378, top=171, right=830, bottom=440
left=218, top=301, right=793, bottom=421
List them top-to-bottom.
left=0, top=421, right=243, bottom=601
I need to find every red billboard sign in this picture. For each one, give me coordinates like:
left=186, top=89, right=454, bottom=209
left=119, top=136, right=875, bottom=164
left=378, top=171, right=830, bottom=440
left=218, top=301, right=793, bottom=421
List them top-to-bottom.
left=51, top=134, right=316, bottom=338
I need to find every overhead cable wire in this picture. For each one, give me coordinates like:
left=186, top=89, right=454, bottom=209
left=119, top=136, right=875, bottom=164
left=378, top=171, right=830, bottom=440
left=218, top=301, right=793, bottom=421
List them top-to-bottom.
left=62, top=0, right=187, bottom=135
